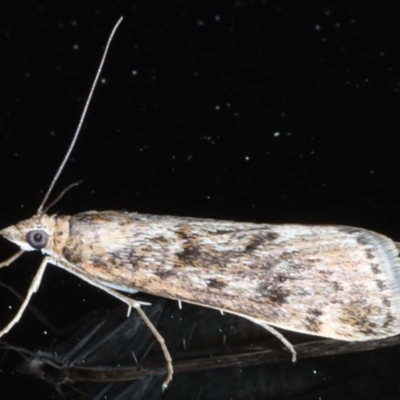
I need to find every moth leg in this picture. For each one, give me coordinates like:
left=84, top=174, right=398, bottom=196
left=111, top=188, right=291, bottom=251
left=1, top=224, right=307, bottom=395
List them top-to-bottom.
left=0, top=249, right=24, bottom=269
left=0, top=255, right=50, bottom=337
left=52, top=259, right=174, bottom=389
left=52, top=260, right=174, bottom=387
left=89, top=284, right=173, bottom=388
left=138, top=305, right=173, bottom=389
left=246, top=316, right=297, bottom=362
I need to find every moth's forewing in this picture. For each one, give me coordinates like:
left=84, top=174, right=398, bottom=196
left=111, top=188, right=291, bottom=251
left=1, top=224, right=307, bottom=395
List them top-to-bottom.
left=44, top=210, right=400, bottom=342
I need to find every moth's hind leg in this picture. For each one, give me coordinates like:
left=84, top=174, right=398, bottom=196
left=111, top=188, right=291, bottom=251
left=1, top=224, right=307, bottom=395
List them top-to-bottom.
left=0, top=255, right=50, bottom=337
left=244, top=315, right=297, bottom=362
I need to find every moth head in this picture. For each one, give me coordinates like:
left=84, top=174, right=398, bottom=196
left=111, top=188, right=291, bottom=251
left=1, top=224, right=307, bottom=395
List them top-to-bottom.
left=0, top=214, right=56, bottom=252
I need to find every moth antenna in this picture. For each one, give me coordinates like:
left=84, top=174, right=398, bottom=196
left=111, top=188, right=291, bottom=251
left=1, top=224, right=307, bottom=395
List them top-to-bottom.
left=37, top=16, right=123, bottom=215
left=42, top=180, right=82, bottom=214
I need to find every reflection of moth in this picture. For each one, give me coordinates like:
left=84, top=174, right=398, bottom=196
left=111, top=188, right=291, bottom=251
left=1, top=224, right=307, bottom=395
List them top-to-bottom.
left=2, top=17, right=400, bottom=389
left=4, top=301, right=400, bottom=399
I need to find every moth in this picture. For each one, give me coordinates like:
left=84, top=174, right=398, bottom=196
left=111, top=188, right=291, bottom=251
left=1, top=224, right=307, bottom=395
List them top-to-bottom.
left=2, top=17, right=400, bottom=388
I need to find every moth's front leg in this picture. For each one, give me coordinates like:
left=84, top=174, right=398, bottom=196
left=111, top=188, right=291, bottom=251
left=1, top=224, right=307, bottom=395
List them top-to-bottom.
left=0, top=249, right=24, bottom=269
left=0, top=255, right=50, bottom=337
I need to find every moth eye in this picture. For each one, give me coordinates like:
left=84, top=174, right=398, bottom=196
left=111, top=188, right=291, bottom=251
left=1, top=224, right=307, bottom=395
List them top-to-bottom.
left=26, top=230, right=49, bottom=250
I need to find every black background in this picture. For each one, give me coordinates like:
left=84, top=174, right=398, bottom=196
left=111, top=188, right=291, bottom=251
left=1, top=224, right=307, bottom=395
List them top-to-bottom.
left=2, top=2, right=400, bottom=399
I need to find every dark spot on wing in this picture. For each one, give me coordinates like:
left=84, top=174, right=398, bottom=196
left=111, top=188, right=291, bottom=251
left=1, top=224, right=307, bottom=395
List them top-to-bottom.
left=176, top=225, right=193, bottom=241
left=245, top=231, right=279, bottom=252
left=266, top=231, right=279, bottom=241
left=153, top=235, right=170, bottom=243
left=356, top=235, right=369, bottom=247
left=245, top=236, right=263, bottom=252
left=174, top=239, right=226, bottom=270
left=177, top=245, right=202, bottom=262
left=365, top=248, right=375, bottom=260
left=128, top=249, right=136, bottom=259
left=106, top=252, right=127, bottom=268
left=91, top=255, right=109, bottom=269
left=371, top=264, right=380, bottom=274
left=156, top=269, right=177, bottom=279
left=276, top=273, right=287, bottom=283
left=207, top=279, right=227, bottom=289
left=376, top=279, right=385, bottom=290
left=332, top=281, right=343, bottom=292
left=257, top=283, right=289, bottom=305
left=383, top=298, right=391, bottom=307
left=339, top=304, right=377, bottom=336
left=309, top=308, right=323, bottom=317
left=305, top=309, right=323, bottom=332
left=383, top=311, right=394, bottom=328
left=305, top=315, right=321, bottom=332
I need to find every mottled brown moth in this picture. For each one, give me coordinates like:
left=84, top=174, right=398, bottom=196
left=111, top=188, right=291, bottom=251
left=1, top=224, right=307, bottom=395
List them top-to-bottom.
left=2, top=17, right=400, bottom=389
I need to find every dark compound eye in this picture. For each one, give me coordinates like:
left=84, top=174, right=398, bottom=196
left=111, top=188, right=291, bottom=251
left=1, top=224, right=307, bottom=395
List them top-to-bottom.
left=26, top=230, right=49, bottom=249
